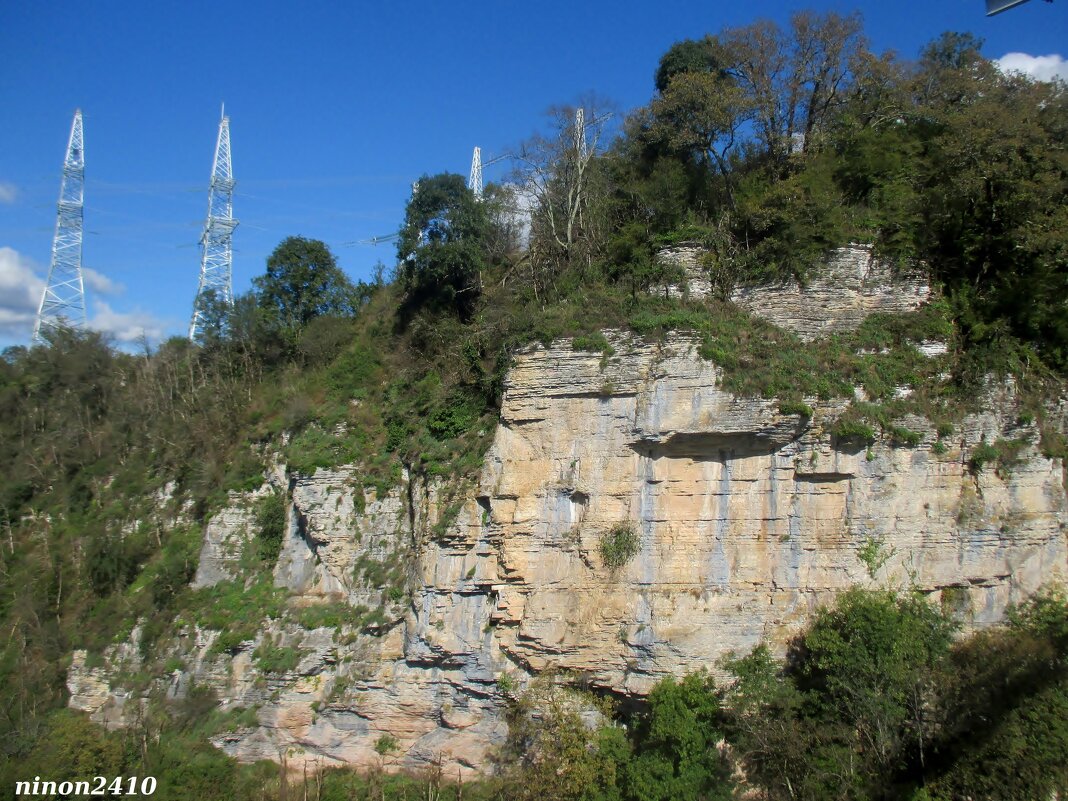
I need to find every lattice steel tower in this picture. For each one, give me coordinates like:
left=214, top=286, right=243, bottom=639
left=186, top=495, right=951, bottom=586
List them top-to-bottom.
left=189, top=108, right=237, bottom=340
left=575, top=108, right=587, bottom=160
left=33, top=110, right=87, bottom=344
left=468, top=146, right=483, bottom=200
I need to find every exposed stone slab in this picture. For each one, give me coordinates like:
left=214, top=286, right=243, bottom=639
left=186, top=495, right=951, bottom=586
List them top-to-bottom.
left=656, top=243, right=932, bottom=341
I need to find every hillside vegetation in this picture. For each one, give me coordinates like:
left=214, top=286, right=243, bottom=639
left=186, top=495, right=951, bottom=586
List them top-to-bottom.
left=1, top=11, right=1066, bottom=800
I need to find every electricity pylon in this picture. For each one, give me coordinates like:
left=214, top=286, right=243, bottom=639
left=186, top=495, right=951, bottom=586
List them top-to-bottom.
left=189, top=107, right=237, bottom=341
left=575, top=107, right=587, bottom=160
left=33, top=110, right=87, bottom=344
left=468, top=146, right=483, bottom=200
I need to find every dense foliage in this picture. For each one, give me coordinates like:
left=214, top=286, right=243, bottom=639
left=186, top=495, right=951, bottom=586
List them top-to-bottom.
left=593, top=19, right=1067, bottom=371
left=397, top=172, right=492, bottom=319
left=254, top=236, right=361, bottom=332
left=493, top=588, right=1068, bottom=801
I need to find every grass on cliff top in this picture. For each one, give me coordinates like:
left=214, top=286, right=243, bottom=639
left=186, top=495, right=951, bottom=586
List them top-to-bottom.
left=163, top=237, right=1059, bottom=514
left=271, top=269, right=1048, bottom=494
left=486, top=271, right=1065, bottom=433
left=472, top=276, right=975, bottom=416
left=239, top=283, right=505, bottom=493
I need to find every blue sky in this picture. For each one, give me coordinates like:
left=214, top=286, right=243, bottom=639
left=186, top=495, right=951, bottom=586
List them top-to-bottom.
left=1, top=0, right=1065, bottom=347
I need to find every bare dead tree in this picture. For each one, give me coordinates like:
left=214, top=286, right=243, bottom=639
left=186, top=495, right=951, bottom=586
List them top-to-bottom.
left=511, top=100, right=616, bottom=294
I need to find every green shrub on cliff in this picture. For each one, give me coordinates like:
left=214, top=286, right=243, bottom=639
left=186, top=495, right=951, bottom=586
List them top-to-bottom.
left=254, top=489, right=287, bottom=565
left=599, top=522, right=641, bottom=570
left=714, top=586, right=1068, bottom=801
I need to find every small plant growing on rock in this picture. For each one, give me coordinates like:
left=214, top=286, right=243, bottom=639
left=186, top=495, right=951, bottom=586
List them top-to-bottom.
left=572, top=333, right=615, bottom=358
left=779, top=400, right=813, bottom=418
left=834, top=419, right=876, bottom=444
left=888, top=424, right=922, bottom=447
left=1040, top=427, right=1068, bottom=459
left=968, top=437, right=1030, bottom=477
left=968, top=440, right=1001, bottom=473
left=254, top=489, right=287, bottom=566
left=599, top=522, right=641, bottom=570
left=857, top=535, right=896, bottom=580
left=253, top=642, right=304, bottom=674
left=163, top=656, right=185, bottom=673
left=374, top=733, right=399, bottom=756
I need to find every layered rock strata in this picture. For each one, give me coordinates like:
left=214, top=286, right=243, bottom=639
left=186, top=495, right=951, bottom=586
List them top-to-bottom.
left=657, top=243, right=932, bottom=341
left=70, top=330, right=1067, bottom=776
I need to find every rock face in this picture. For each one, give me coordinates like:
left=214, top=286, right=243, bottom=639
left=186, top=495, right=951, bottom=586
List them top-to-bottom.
left=658, top=243, right=932, bottom=341
left=656, top=244, right=714, bottom=299
left=731, top=246, right=931, bottom=340
left=70, top=258, right=1067, bottom=777
left=481, top=338, right=1066, bottom=693
left=274, top=466, right=413, bottom=604
left=193, top=468, right=285, bottom=588
left=192, top=496, right=260, bottom=588
left=68, top=651, right=115, bottom=718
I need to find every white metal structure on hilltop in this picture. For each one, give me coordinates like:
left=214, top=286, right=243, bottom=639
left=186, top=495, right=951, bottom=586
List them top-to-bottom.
left=189, top=107, right=238, bottom=341
left=575, top=107, right=587, bottom=160
left=33, top=110, right=87, bottom=344
left=468, top=146, right=483, bottom=200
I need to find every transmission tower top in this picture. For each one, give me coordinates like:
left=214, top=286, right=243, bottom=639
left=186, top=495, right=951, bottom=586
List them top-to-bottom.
left=575, top=108, right=587, bottom=160
left=33, top=109, right=87, bottom=345
left=189, top=110, right=238, bottom=341
left=468, top=146, right=484, bottom=200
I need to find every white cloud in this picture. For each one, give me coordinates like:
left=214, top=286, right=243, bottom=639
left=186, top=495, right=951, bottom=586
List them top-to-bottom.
left=995, top=52, right=1068, bottom=83
left=0, top=182, right=16, bottom=204
left=0, top=247, right=44, bottom=338
left=0, top=249, right=163, bottom=346
left=83, top=267, right=124, bottom=295
left=89, top=299, right=168, bottom=345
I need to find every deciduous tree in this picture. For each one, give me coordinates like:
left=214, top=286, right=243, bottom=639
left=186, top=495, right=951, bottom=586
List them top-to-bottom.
left=513, top=102, right=614, bottom=290
left=397, top=172, right=487, bottom=319
left=254, top=236, right=357, bottom=331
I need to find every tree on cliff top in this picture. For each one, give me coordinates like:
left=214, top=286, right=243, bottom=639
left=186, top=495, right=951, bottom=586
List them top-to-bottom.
left=655, top=37, right=725, bottom=94
left=397, top=173, right=487, bottom=320
left=254, top=236, right=358, bottom=331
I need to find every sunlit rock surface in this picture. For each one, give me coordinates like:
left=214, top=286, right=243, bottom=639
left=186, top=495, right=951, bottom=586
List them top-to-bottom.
left=658, top=243, right=931, bottom=341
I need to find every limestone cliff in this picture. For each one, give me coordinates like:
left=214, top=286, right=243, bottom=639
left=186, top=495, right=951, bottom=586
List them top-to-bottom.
left=658, top=242, right=932, bottom=340
left=69, top=249, right=1068, bottom=777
